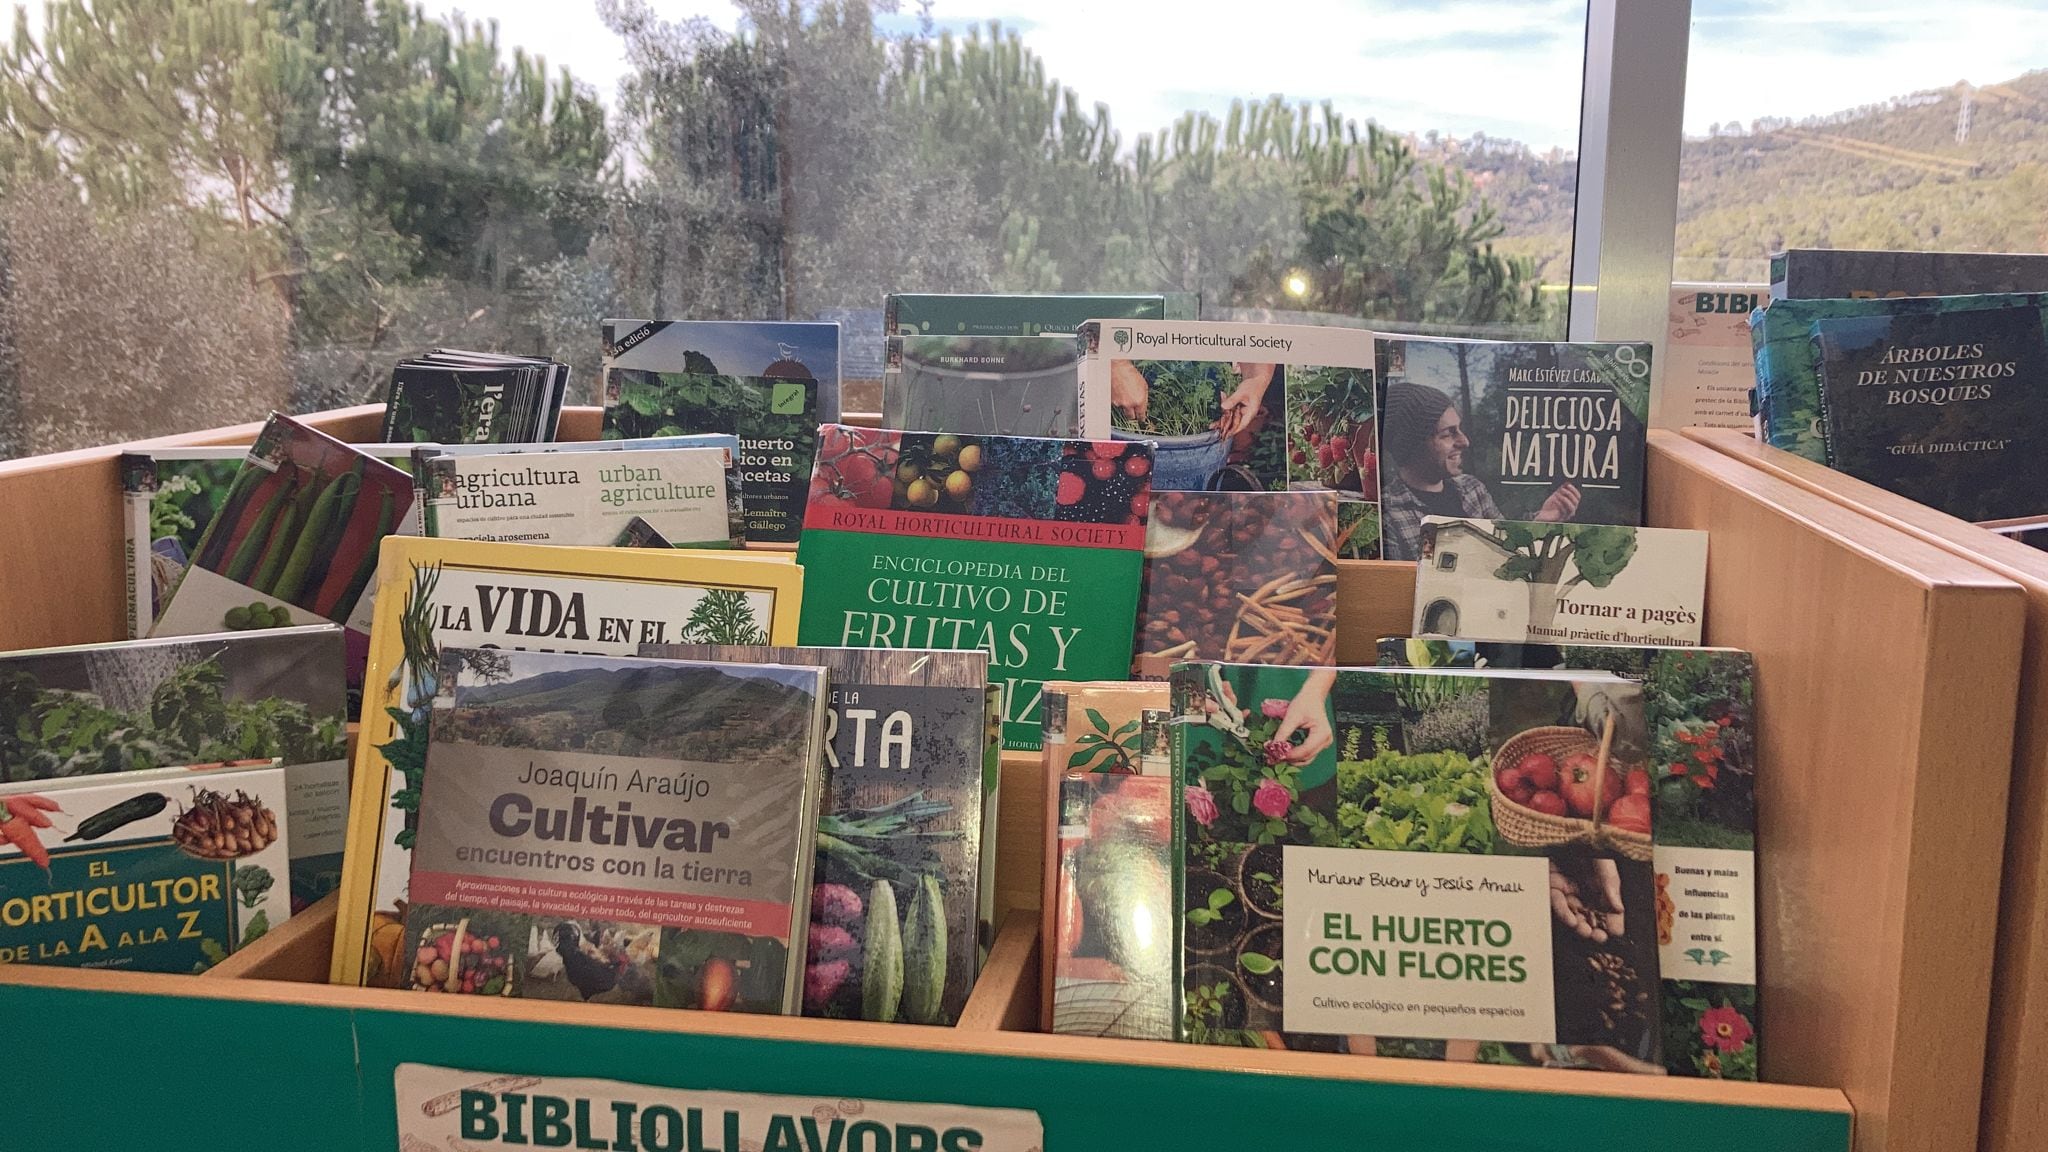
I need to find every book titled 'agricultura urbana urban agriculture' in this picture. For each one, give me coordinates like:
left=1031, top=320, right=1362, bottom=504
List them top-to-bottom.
left=794, top=425, right=1153, bottom=753
left=327, top=536, right=806, bottom=988
left=642, top=643, right=996, bottom=1025
left=400, top=649, right=827, bottom=1014
left=1172, top=661, right=1662, bottom=1072
left=0, top=763, right=294, bottom=973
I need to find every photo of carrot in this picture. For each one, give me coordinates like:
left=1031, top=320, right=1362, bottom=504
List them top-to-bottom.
left=0, top=793, right=61, bottom=877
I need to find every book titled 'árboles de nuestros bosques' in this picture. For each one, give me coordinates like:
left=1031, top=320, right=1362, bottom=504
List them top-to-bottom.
left=1811, top=301, right=2048, bottom=523
left=1374, top=338, right=1651, bottom=562
left=794, top=425, right=1153, bottom=753
left=421, top=447, right=743, bottom=548
left=327, top=536, right=806, bottom=988
left=642, top=644, right=994, bottom=1025
left=401, top=649, right=826, bottom=1014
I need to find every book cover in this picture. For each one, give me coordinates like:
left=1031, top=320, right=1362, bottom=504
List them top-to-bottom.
left=1771, top=247, right=2048, bottom=302
left=1662, top=285, right=1763, bottom=431
left=1749, top=291, right=2048, bottom=461
left=885, top=293, right=1172, bottom=339
left=1811, top=304, right=2048, bottom=522
left=603, top=318, right=844, bottom=423
left=1081, top=321, right=1380, bottom=557
left=882, top=334, right=1089, bottom=439
left=1375, top=337, right=1651, bottom=562
left=382, top=351, right=564, bottom=444
left=601, top=371, right=819, bottom=545
left=149, top=415, right=415, bottom=642
left=794, top=425, right=1153, bottom=752
left=402, top=435, right=739, bottom=535
left=125, top=445, right=420, bottom=640
left=421, top=446, right=743, bottom=549
left=1134, top=491, right=1339, bottom=678
left=1413, top=518, right=1708, bottom=647
left=328, top=536, right=806, bottom=988
left=0, top=625, right=349, bottom=909
left=1378, top=638, right=1759, bottom=1080
left=642, top=644, right=993, bottom=1025
left=401, top=649, right=825, bottom=1014
left=1173, top=662, right=1661, bottom=1071
left=1039, top=681, right=1172, bottom=1039
left=0, top=764, right=293, bottom=972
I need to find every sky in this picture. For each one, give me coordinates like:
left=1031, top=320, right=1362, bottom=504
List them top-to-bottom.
left=425, top=0, right=2048, bottom=153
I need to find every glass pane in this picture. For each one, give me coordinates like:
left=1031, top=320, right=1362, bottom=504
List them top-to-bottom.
left=0, top=0, right=1586, bottom=455
left=1677, top=1, right=2048, bottom=284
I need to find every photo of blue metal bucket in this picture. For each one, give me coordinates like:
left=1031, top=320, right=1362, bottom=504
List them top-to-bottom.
left=1116, top=428, right=1230, bottom=490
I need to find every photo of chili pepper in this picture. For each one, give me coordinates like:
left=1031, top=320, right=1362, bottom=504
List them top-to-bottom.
left=0, top=793, right=61, bottom=876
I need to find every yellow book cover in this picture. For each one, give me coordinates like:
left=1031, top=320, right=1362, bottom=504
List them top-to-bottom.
left=328, top=536, right=805, bottom=987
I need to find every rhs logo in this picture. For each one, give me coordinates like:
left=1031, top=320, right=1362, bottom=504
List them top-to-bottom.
left=1110, top=327, right=1132, bottom=354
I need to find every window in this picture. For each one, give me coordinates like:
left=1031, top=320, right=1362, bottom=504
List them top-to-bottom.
left=0, top=0, right=1588, bottom=457
left=1675, top=0, right=2048, bottom=285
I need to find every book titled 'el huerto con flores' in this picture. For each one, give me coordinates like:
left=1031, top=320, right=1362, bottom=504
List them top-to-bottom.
left=795, top=426, right=1153, bottom=752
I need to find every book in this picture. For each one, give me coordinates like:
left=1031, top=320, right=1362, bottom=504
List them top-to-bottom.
left=1770, top=247, right=2048, bottom=302
left=1662, top=285, right=1763, bottom=431
left=1749, top=291, right=2048, bottom=461
left=885, top=293, right=1183, bottom=339
left=1810, top=303, right=2048, bottom=523
left=603, top=318, right=844, bottom=424
left=602, top=319, right=842, bottom=544
left=1079, top=320, right=1380, bottom=558
left=882, top=334, right=1089, bottom=439
left=1375, top=337, right=1652, bottom=562
left=381, top=350, right=567, bottom=444
left=601, top=372, right=821, bottom=545
left=148, top=415, right=415, bottom=643
left=794, top=425, right=1153, bottom=752
left=402, top=435, right=740, bottom=535
left=123, top=444, right=418, bottom=639
left=421, top=446, right=743, bottom=549
left=1134, top=490, right=1339, bottom=678
left=1413, top=518, right=1708, bottom=647
left=328, top=536, right=806, bottom=988
left=0, top=625, right=350, bottom=910
left=1377, top=638, right=1760, bottom=1080
left=640, top=644, right=995, bottom=1024
left=401, top=649, right=826, bottom=1013
left=1172, top=661, right=1661, bottom=1071
left=1039, top=681, right=1173, bottom=1039
left=0, top=764, right=293, bottom=972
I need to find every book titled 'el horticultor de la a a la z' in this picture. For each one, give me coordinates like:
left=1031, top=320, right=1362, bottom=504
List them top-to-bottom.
left=795, top=425, right=1153, bottom=752
left=327, top=536, right=806, bottom=988
left=399, top=649, right=827, bottom=1014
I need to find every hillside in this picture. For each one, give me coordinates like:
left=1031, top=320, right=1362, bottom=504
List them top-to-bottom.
left=1420, top=68, right=2048, bottom=287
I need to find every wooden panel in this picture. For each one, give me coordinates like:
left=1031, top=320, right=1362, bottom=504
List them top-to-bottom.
left=0, top=404, right=381, bottom=651
left=1686, top=428, right=2048, bottom=1152
left=1649, top=430, right=2025, bottom=1152
left=1334, top=559, right=1417, bottom=663
left=201, top=892, right=339, bottom=984
left=954, top=911, right=1041, bottom=1032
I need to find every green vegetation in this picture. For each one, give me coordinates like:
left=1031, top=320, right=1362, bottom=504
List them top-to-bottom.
left=0, top=657, right=344, bottom=782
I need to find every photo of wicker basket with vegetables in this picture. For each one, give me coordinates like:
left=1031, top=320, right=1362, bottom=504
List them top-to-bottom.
left=1488, top=720, right=1653, bottom=861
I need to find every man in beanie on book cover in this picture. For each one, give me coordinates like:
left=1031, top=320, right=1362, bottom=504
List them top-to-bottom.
left=1379, top=381, right=1580, bottom=560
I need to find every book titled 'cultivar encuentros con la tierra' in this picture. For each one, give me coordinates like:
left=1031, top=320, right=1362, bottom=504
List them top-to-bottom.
left=796, top=426, right=1153, bottom=752
left=402, top=649, right=826, bottom=1014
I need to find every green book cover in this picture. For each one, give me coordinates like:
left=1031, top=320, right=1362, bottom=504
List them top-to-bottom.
left=602, top=371, right=820, bottom=545
left=795, top=425, right=1153, bottom=751
left=1377, top=637, right=1760, bottom=1081
left=0, top=765, right=293, bottom=972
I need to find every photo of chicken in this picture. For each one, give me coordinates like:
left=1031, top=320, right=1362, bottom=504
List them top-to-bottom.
left=523, top=918, right=661, bottom=1005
